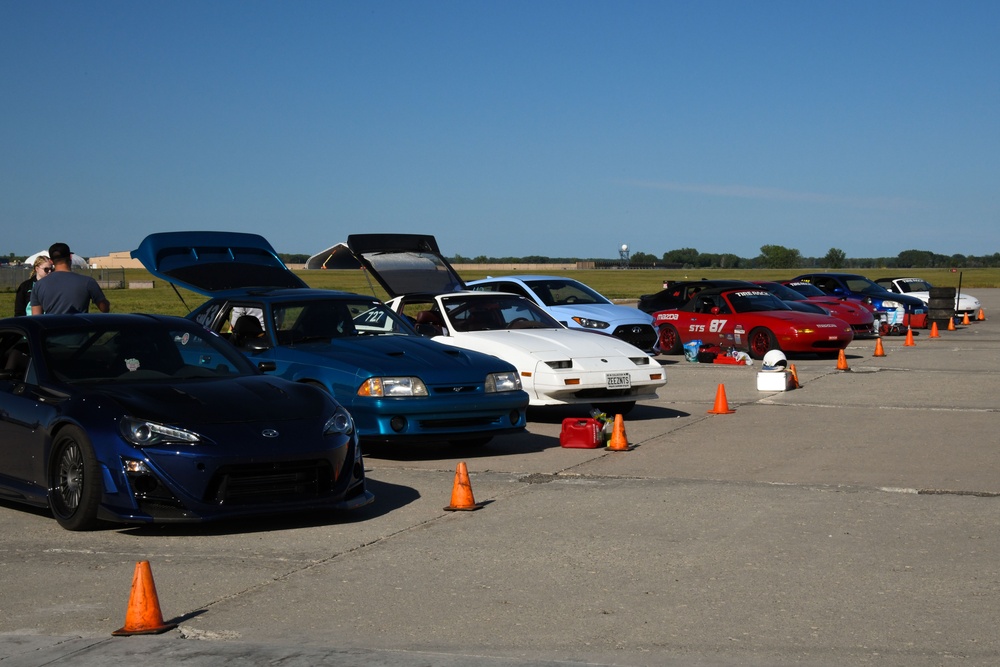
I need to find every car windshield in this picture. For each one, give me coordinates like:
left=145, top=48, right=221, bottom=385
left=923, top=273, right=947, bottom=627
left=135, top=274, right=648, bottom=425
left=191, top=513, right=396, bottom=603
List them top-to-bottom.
left=844, top=278, right=892, bottom=296
left=523, top=279, right=610, bottom=306
left=897, top=279, right=933, bottom=292
left=758, top=282, right=805, bottom=301
left=784, top=282, right=827, bottom=298
left=725, top=290, right=791, bottom=313
left=441, top=294, right=563, bottom=331
left=273, top=299, right=416, bottom=345
left=44, top=323, right=254, bottom=384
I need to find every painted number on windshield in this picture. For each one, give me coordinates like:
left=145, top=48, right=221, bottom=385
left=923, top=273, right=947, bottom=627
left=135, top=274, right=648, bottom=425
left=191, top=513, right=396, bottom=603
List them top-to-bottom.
left=688, top=319, right=727, bottom=333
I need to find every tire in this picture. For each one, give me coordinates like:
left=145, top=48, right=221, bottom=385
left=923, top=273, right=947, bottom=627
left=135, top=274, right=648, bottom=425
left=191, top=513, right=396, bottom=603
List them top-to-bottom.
left=928, top=287, right=956, bottom=300
left=657, top=324, right=681, bottom=355
left=747, top=327, right=778, bottom=360
left=594, top=401, right=635, bottom=416
left=48, top=426, right=102, bottom=531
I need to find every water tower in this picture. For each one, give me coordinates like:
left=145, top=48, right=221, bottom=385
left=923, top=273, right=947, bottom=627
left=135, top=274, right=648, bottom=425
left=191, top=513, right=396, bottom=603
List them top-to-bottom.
left=619, top=243, right=630, bottom=268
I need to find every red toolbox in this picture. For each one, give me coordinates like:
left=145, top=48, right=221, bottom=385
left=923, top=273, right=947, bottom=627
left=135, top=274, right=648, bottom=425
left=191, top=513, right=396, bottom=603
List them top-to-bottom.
left=560, top=417, right=603, bottom=449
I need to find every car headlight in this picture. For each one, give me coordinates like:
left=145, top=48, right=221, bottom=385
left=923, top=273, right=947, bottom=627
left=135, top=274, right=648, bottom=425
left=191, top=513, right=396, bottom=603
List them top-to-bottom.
left=881, top=300, right=901, bottom=309
left=571, top=316, right=610, bottom=330
left=630, top=356, right=650, bottom=365
left=545, top=360, right=573, bottom=370
left=485, top=371, right=521, bottom=393
left=357, top=377, right=429, bottom=397
left=324, top=406, right=355, bottom=437
left=120, top=417, right=201, bottom=446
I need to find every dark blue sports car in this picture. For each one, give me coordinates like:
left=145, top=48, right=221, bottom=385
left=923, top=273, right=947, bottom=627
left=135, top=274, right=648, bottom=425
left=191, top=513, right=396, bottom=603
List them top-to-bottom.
left=132, top=232, right=528, bottom=446
left=0, top=314, right=372, bottom=530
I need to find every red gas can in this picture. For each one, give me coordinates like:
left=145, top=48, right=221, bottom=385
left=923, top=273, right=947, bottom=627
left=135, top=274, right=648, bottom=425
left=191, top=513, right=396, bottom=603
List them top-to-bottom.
left=559, top=417, right=603, bottom=448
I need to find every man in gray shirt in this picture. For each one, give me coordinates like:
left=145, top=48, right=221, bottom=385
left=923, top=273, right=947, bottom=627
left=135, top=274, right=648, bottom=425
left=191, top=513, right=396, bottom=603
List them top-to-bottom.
left=30, top=242, right=110, bottom=315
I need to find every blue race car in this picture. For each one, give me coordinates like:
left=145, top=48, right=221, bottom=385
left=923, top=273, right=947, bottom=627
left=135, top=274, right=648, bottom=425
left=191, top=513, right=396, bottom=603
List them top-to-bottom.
left=133, top=232, right=528, bottom=446
left=790, top=273, right=928, bottom=332
left=466, top=275, right=659, bottom=353
left=0, top=314, right=372, bottom=530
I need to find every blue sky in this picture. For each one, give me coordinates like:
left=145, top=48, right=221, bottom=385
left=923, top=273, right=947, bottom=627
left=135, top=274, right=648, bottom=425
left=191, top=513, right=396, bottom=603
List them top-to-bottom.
left=2, top=1, right=997, bottom=261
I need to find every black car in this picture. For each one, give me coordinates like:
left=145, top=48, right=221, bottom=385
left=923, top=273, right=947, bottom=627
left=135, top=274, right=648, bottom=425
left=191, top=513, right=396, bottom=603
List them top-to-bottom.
left=637, top=280, right=755, bottom=314
left=0, top=314, right=373, bottom=530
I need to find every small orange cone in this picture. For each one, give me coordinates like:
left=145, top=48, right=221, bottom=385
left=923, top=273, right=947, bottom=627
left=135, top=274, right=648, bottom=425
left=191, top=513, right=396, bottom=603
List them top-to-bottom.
left=977, top=308, right=986, bottom=321
left=962, top=311, right=971, bottom=325
left=947, top=317, right=956, bottom=331
left=928, top=322, right=940, bottom=339
left=904, top=327, right=916, bottom=346
left=873, top=337, right=886, bottom=356
left=836, top=349, right=850, bottom=371
left=788, top=363, right=801, bottom=388
left=707, top=383, right=736, bottom=414
left=605, top=413, right=634, bottom=451
left=444, top=461, right=483, bottom=511
left=112, top=561, right=177, bottom=636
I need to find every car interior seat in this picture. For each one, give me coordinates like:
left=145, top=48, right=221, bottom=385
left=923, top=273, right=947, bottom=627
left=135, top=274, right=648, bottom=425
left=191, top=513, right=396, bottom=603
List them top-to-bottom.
left=414, top=310, right=444, bottom=336
left=232, top=315, right=265, bottom=347
left=2, top=347, right=30, bottom=382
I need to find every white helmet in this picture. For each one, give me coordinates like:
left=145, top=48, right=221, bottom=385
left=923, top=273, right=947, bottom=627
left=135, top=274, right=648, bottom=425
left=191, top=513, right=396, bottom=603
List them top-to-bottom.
left=761, top=350, right=787, bottom=371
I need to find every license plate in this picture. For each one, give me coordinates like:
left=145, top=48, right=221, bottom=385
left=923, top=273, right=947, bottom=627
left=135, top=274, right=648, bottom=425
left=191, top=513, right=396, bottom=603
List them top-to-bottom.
left=606, top=372, right=631, bottom=389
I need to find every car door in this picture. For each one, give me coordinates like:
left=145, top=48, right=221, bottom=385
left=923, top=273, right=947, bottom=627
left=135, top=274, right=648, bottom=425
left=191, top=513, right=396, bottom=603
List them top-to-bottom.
left=0, top=331, right=55, bottom=490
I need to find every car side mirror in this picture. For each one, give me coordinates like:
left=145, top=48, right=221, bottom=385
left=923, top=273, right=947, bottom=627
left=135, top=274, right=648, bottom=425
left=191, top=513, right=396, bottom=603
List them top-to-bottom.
left=710, top=306, right=721, bottom=315
left=256, top=361, right=277, bottom=373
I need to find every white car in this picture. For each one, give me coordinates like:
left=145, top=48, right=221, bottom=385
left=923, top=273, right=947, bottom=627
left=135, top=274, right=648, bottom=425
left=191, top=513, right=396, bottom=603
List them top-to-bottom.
left=325, top=234, right=666, bottom=414
left=466, top=275, right=659, bottom=353
left=874, top=277, right=981, bottom=316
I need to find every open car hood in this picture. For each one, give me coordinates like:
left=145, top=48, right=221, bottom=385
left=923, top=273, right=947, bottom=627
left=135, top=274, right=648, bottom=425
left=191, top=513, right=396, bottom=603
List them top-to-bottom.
left=132, top=231, right=307, bottom=297
left=328, top=234, right=466, bottom=298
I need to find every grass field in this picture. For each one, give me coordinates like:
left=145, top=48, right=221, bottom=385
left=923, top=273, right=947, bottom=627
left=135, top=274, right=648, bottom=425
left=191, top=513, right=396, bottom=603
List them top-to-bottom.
left=3, top=267, right=998, bottom=317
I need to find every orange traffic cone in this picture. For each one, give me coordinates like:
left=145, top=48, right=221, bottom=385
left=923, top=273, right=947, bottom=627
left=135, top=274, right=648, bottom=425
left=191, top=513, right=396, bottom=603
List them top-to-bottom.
left=977, top=308, right=986, bottom=321
left=962, top=312, right=971, bottom=325
left=947, top=317, right=956, bottom=331
left=928, top=322, right=940, bottom=339
left=904, top=327, right=916, bottom=346
left=873, top=337, right=886, bottom=356
left=836, top=349, right=850, bottom=371
left=788, top=363, right=801, bottom=388
left=707, top=383, right=736, bottom=414
left=605, top=413, right=634, bottom=451
left=444, top=461, right=483, bottom=511
left=112, top=561, right=177, bottom=636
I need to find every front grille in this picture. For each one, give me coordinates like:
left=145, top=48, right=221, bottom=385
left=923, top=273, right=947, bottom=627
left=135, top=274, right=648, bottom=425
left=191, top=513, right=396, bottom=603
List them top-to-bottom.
left=612, top=324, right=657, bottom=350
left=430, top=385, right=479, bottom=395
left=419, top=416, right=502, bottom=429
left=205, top=460, right=333, bottom=505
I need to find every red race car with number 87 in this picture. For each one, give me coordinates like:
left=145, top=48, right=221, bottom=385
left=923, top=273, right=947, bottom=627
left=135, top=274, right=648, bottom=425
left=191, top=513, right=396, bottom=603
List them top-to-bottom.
left=653, top=287, right=854, bottom=359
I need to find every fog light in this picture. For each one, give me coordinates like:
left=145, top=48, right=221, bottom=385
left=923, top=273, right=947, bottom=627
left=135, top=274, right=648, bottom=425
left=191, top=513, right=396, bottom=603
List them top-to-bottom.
left=509, top=410, right=521, bottom=426
left=389, top=416, right=407, bottom=433
left=133, top=475, right=159, bottom=494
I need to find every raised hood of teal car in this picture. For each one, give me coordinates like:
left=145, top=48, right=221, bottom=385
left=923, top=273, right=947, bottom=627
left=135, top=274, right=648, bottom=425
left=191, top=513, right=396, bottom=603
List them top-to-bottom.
left=132, top=231, right=307, bottom=297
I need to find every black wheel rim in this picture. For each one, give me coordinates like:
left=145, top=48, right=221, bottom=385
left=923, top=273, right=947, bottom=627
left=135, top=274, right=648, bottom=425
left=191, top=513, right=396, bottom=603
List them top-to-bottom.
left=54, top=442, right=84, bottom=515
